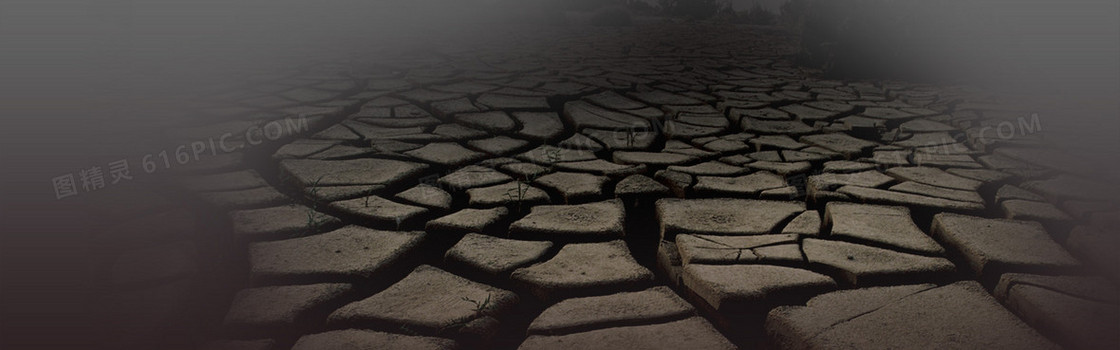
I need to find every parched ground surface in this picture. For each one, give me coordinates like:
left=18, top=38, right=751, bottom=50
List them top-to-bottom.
left=76, top=22, right=1119, bottom=350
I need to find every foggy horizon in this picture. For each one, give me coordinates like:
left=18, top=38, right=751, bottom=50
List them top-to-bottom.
left=5, top=1, right=1115, bottom=170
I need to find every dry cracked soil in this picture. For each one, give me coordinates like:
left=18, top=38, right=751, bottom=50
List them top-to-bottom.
left=72, top=21, right=1120, bottom=350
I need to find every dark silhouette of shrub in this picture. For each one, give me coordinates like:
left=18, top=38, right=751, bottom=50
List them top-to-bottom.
left=740, top=3, right=776, bottom=25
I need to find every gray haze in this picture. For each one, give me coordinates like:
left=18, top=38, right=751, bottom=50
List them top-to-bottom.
left=2, top=0, right=1117, bottom=188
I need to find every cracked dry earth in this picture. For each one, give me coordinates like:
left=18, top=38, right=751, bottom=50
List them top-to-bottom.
left=88, top=24, right=1119, bottom=350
